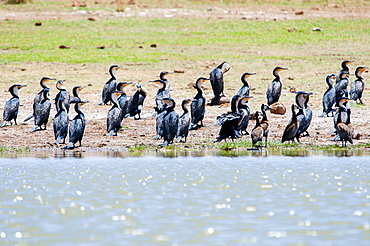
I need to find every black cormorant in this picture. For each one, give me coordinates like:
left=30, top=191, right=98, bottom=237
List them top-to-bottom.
left=336, top=60, right=353, bottom=83
left=210, top=62, right=230, bottom=105
left=99, top=65, right=120, bottom=105
left=266, top=67, right=288, bottom=105
left=349, top=67, right=368, bottom=104
left=334, top=71, right=350, bottom=103
left=151, top=72, right=172, bottom=115
left=237, top=72, right=256, bottom=97
left=320, top=74, right=336, bottom=117
left=24, top=77, right=55, bottom=121
left=190, top=77, right=209, bottom=130
left=55, top=80, right=70, bottom=113
left=116, top=81, right=133, bottom=118
left=125, top=83, right=147, bottom=120
left=0, top=84, right=27, bottom=127
left=70, top=86, right=85, bottom=103
left=30, top=88, right=52, bottom=132
left=107, top=91, right=124, bottom=136
left=294, top=91, right=313, bottom=140
left=214, top=95, right=241, bottom=142
left=236, top=95, right=252, bottom=136
left=333, top=97, right=350, bottom=140
left=53, top=98, right=69, bottom=144
left=161, top=98, right=179, bottom=146
left=176, top=99, right=193, bottom=143
left=64, top=101, right=87, bottom=149
left=281, top=104, right=299, bottom=143
left=335, top=105, right=353, bottom=147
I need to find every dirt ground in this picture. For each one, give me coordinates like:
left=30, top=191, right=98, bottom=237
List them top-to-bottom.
left=1, top=2, right=369, bottom=151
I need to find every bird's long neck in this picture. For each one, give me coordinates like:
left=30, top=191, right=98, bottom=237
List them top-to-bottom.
left=110, top=68, right=117, bottom=80
left=241, top=76, right=249, bottom=86
left=326, top=77, right=333, bottom=88
left=10, top=87, right=19, bottom=98
left=182, top=103, right=189, bottom=114
left=75, top=104, right=84, bottom=116
left=346, top=109, right=351, bottom=125
left=254, top=113, right=260, bottom=127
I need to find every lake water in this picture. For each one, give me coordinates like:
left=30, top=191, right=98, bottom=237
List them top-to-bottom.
left=1, top=151, right=369, bottom=245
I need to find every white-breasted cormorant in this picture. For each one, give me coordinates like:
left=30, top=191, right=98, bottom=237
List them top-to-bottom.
left=336, top=60, right=353, bottom=83
left=210, top=62, right=230, bottom=105
left=99, top=65, right=120, bottom=105
left=266, top=67, right=287, bottom=105
left=349, top=67, right=368, bottom=104
left=151, top=71, right=172, bottom=115
left=237, top=72, right=256, bottom=97
left=320, top=74, right=336, bottom=117
left=24, top=77, right=55, bottom=122
left=190, top=77, right=209, bottom=130
left=55, top=80, right=70, bottom=113
left=116, top=81, right=133, bottom=119
left=125, top=83, right=147, bottom=120
left=0, top=84, right=27, bottom=127
left=70, top=86, right=85, bottom=103
left=30, top=87, right=51, bottom=132
left=107, top=91, right=123, bottom=136
left=333, top=97, right=350, bottom=141
left=53, top=98, right=69, bottom=144
left=161, top=98, right=179, bottom=146
left=176, top=98, right=193, bottom=143
left=64, top=101, right=87, bottom=149
left=281, top=104, right=299, bottom=143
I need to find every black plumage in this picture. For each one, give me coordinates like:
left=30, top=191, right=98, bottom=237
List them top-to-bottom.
left=336, top=60, right=353, bottom=83
left=210, top=62, right=230, bottom=105
left=100, top=65, right=120, bottom=105
left=266, top=67, right=287, bottom=105
left=349, top=67, right=367, bottom=104
left=151, top=71, right=172, bottom=115
left=334, top=71, right=350, bottom=104
left=237, top=72, right=256, bottom=97
left=320, top=74, right=336, bottom=117
left=24, top=77, right=55, bottom=122
left=190, top=77, right=209, bottom=130
left=54, top=80, right=70, bottom=113
left=116, top=81, right=132, bottom=119
left=125, top=83, right=147, bottom=120
left=0, top=84, right=26, bottom=127
left=70, top=86, right=84, bottom=103
left=30, top=88, right=51, bottom=132
left=107, top=91, right=123, bottom=136
left=294, top=91, right=313, bottom=141
left=214, top=95, right=241, bottom=142
left=236, top=95, right=252, bottom=136
left=53, top=98, right=69, bottom=144
left=161, top=98, right=179, bottom=146
left=176, top=99, right=192, bottom=143
left=64, top=101, right=87, bottom=149
left=281, top=104, right=299, bottom=143
left=335, top=104, right=353, bottom=147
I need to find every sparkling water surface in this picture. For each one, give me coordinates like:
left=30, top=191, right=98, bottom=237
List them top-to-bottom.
left=1, top=154, right=369, bottom=245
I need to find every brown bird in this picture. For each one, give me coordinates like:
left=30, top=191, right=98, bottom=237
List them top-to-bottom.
left=259, top=104, right=271, bottom=147
left=281, top=104, right=299, bottom=143
left=335, top=106, right=353, bottom=147
left=251, top=111, right=264, bottom=147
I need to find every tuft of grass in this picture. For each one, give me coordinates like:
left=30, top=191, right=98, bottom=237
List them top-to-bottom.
left=129, top=144, right=148, bottom=152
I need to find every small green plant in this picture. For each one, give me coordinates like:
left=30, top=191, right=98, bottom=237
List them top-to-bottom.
left=5, top=0, right=33, bottom=4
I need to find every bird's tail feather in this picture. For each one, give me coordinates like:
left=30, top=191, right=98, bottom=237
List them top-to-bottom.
left=24, top=115, right=33, bottom=122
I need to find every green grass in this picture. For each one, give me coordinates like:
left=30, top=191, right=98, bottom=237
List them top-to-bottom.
left=1, top=17, right=369, bottom=64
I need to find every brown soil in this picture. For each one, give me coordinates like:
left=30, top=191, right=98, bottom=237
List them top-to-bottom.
left=1, top=2, right=369, bottom=151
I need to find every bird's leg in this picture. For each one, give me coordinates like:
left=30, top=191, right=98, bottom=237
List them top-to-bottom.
left=14, top=118, right=17, bottom=125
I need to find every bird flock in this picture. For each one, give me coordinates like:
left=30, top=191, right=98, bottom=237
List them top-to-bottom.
left=0, top=61, right=367, bottom=149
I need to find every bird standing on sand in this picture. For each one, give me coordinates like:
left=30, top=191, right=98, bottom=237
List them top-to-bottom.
left=210, top=62, right=230, bottom=105
left=100, top=65, right=120, bottom=105
left=349, top=66, right=367, bottom=104
left=266, top=67, right=288, bottom=105
left=151, top=71, right=172, bottom=116
left=334, top=71, right=350, bottom=104
left=237, top=72, right=256, bottom=97
left=320, top=74, right=336, bottom=117
left=24, top=77, right=55, bottom=122
left=190, top=77, right=209, bottom=130
left=116, top=81, right=133, bottom=119
left=125, top=83, right=147, bottom=120
left=1, top=84, right=27, bottom=128
left=30, top=88, right=51, bottom=132
left=107, top=91, right=123, bottom=136
left=294, top=91, right=313, bottom=140
left=236, top=95, right=252, bottom=136
left=53, top=98, right=69, bottom=144
left=176, top=99, right=192, bottom=143
left=64, top=101, right=87, bottom=149
left=281, top=104, right=299, bottom=143
left=335, top=105, right=353, bottom=147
